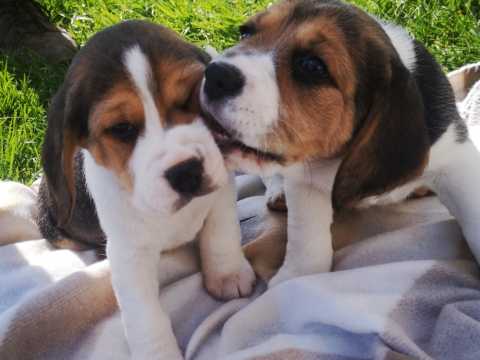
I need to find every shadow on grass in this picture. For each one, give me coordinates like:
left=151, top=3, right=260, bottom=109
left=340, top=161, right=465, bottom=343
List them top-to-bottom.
left=0, top=49, right=72, bottom=183
left=1, top=49, right=69, bottom=107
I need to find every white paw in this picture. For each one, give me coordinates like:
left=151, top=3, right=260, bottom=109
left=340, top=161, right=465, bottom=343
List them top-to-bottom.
left=204, top=258, right=256, bottom=300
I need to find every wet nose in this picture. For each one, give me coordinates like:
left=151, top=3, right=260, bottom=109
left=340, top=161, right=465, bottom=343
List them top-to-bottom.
left=204, top=62, right=245, bottom=101
left=165, top=158, right=203, bottom=196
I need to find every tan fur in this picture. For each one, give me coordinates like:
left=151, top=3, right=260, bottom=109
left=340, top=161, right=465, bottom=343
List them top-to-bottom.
left=248, top=0, right=294, bottom=38
left=241, top=5, right=359, bottom=163
left=156, top=62, right=205, bottom=123
left=85, top=63, right=206, bottom=192
left=87, top=84, right=144, bottom=191
left=243, top=218, right=287, bottom=282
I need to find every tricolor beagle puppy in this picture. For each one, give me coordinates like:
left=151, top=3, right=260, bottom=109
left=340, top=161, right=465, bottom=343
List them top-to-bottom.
left=200, top=0, right=480, bottom=286
left=40, top=21, right=255, bottom=359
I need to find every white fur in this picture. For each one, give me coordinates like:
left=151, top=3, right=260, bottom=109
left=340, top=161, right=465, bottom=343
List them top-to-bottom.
left=378, top=22, right=417, bottom=72
left=125, top=45, right=159, bottom=116
left=204, top=45, right=219, bottom=58
left=84, top=46, right=255, bottom=359
left=201, top=51, right=279, bottom=150
left=428, top=130, right=480, bottom=260
left=269, top=160, right=339, bottom=285
left=263, top=174, right=285, bottom=207
left=269, top=175, right=334, bottom=287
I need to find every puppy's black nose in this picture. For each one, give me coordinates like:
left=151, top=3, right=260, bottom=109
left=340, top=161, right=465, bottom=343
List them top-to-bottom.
left=204, top=62, right=245, bottom=101
left=165, top=158, right=203, bottom=196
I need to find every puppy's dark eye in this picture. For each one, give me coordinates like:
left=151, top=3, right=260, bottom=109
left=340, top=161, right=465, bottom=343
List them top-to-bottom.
left=239, top=24, right=255, bottom=39
left=292, top=52, right=329, bottom=85
left=106, top=122, right=140, bottom=143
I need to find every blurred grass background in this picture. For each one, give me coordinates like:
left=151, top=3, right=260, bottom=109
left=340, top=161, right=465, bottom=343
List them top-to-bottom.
left=1, top=0, right=479, bottom=183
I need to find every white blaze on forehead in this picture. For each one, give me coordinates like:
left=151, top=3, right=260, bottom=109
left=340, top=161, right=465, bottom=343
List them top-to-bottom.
left=123, top=45, right=163, bottom=133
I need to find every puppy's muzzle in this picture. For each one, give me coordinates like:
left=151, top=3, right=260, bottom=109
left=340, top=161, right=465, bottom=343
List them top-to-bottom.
left=204, top=62, right=245, bottom=101
left=165, top=158, right=205, bottom=196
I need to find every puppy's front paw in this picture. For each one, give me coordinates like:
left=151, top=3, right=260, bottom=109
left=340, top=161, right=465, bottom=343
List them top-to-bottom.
left=263, top=174, right=287, bottom=212
left=266, top=192, right=287, bottom=212
left=204, top=258, right=256, bottom=300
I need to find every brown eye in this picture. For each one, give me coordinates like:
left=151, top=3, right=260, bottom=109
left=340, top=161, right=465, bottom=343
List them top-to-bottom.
left=239, top=24, right=256, bottom=39
left=292, top=52, right=329, bottom=85
left=105, top=122, right=140, bottom=143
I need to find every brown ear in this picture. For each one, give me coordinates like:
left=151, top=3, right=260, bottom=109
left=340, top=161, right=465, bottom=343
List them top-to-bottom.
left=332, top=57, right=430, bottom=211
left=42, top=83, right=88, bottom=226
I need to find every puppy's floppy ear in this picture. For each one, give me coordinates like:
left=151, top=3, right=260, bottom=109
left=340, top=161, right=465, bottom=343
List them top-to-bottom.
left=332, top=55, right=430, bottom=210
left=42, top=82, right=88, bottom=226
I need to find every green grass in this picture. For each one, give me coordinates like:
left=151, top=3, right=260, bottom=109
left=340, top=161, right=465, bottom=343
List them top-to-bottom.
left=1, top=0, right=479, bottom=184
left=0, top=51, right=66, bottom=182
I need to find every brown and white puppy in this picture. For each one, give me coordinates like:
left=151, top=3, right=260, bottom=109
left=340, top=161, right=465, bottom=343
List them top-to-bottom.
left=201, top=0, right=480, bottom=286
left=42, top=20, right=255, bottom=359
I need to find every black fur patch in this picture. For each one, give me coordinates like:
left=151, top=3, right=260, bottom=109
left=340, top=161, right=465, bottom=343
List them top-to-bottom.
left=412, top=40, right=468, bottom=144
left=333, top=52, right=430, bottom=210
left=37, top=152, right=106, bottom=248
left=165, top=158, right=204, bottom=196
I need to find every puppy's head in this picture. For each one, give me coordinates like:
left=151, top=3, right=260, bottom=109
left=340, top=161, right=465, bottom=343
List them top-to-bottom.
left=201, top=0, right=430, bottom=209
left=43, top=20, right=227, bottom=224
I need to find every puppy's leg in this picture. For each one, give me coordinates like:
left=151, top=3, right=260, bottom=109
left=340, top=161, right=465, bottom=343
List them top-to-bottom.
left=431, top=141, right=480, bottom=262
left=263, top=174, right=287, bottom=212
left=200, top=175, right=256, bottom=300
left=269, top=179, right=333, bottom=287
left=107, top=240, right=182, bottom=360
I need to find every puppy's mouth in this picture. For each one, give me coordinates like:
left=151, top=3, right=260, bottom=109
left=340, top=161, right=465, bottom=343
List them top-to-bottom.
left=202, top=112, right=283, bottom=163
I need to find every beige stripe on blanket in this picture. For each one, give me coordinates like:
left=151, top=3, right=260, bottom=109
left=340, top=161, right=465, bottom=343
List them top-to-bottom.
left=0, top=260, right=115, bottom=360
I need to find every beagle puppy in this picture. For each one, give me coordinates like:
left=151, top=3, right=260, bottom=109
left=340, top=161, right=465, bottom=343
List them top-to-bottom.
left=200, top=0, right=480, bottom=286
left=41, top=20, right=255, bottom=359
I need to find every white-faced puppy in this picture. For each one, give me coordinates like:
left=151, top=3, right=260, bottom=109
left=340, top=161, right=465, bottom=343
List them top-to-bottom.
left=201, top=0, right=480, bottom=286
left=42, top=20, right=255, bottom=359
